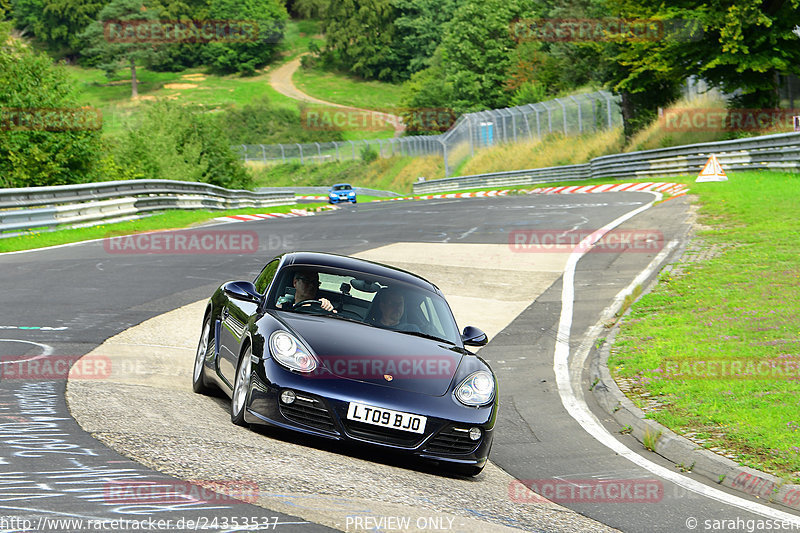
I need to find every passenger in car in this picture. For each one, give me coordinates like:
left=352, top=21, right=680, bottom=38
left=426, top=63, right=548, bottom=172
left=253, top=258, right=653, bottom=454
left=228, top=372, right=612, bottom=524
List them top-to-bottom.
left=369, top=288, right=420, bottom=332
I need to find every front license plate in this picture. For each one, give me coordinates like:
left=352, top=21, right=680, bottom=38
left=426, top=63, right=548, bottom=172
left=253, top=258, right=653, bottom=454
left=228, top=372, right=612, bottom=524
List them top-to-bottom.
left=347, top=402, right=427, bottom=434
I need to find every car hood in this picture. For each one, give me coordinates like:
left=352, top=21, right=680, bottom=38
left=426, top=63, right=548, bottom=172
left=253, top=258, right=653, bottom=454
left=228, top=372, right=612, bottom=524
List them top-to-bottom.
left=275, top=311, right=464, bottom=396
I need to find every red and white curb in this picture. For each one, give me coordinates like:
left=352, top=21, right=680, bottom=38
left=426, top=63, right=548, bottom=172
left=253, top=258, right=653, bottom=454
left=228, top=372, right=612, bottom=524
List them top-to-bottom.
left=378, top=182, right=689, bottom=202
left=525, top=182, right=689, bottom=197
left=213, top=183, right=688, bottom=224
left=377, top=190, right=511, bottom=201
left=297, top=195, right=328, bottom=200
left=213, top=208, right=324, bottom=224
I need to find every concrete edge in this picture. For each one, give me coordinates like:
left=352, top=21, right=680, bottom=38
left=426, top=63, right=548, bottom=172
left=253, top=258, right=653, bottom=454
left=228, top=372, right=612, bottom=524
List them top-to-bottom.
left=587, top=231, right=800, bottom=513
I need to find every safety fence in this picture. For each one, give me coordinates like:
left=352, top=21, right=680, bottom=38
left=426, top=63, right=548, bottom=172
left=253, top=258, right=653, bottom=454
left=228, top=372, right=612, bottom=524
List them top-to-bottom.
left=235, top=91, right=622, bottom=177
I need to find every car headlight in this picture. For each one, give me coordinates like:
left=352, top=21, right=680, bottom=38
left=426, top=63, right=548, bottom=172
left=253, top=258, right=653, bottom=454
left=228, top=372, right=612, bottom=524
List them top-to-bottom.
left=268, top=331, right=317, bottom=373
left=454, top=371, right=495, bottom=407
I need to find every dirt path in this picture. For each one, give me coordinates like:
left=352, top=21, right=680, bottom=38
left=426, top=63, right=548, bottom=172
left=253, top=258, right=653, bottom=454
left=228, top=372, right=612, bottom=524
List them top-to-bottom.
left=269, top=55, right=406, bottom=136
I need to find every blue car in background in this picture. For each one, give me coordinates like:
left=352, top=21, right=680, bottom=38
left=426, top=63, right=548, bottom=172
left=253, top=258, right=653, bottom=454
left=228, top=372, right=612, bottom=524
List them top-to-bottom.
left=329, top=183, right=357, bottom=204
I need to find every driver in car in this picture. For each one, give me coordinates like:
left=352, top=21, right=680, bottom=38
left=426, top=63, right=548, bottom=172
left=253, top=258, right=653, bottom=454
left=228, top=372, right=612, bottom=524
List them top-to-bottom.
left=277, top=271, right=336, bottom=312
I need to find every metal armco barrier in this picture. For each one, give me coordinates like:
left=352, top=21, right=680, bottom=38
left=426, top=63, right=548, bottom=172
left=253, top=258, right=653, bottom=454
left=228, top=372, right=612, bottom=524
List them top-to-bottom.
left=413, top=131, right=800, bottom=194
left=0, top=179, right=295, bottom=237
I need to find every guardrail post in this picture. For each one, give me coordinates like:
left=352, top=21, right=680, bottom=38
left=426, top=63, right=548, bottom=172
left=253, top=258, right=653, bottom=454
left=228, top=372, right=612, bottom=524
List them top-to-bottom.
left=606, top=93, right=613, bottom=129
left=378, top=139, right=384, bottom=158
left=350, top=140, right=355, bottom=160
left=334, top=141, right=340, bottom=161
left=315, top=142, right=321, bottom=162
left=297, top=143, right=304, bottom=164
left=260, top=144, right=266, bottom=162
left=280, top=144, right=285, bottom=162
left=241, top=145, right=247, bottom=163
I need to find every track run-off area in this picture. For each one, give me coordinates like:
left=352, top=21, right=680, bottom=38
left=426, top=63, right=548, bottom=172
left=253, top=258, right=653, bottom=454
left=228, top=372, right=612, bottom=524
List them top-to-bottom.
left=1, top=189, right=798, bottom=532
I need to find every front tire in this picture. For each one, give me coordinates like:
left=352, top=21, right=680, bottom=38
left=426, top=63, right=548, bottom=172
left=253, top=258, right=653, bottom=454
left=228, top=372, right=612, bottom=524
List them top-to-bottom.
left=192, top=318, right=213, bottom=394
left=231, top=346, right=252, bottom=426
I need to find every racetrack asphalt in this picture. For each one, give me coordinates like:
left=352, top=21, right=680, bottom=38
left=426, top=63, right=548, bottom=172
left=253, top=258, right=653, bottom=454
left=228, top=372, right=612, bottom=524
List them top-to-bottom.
left=2, top=193, right=797, bottom=532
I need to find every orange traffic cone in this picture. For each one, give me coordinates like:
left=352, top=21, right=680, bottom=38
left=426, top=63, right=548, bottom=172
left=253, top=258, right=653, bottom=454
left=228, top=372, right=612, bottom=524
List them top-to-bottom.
left=696, top=154, right=728, bottom=182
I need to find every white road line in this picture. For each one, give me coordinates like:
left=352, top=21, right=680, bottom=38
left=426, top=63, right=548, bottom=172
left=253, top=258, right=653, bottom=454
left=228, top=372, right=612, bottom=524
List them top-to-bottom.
left=553, top=193, right=800, bottom=523
left=0, top=339, right=54, bottom=363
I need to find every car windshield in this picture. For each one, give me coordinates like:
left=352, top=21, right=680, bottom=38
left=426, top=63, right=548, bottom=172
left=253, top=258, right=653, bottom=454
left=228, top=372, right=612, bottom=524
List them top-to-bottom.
left=332, top=185, right=352, bottom=191
left=267, top=266, right=461, bottom=345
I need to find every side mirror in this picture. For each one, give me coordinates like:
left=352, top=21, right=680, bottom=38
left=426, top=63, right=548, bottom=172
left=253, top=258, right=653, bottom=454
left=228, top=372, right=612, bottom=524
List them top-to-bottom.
left=223, top=281, right=263, bottom=304
left=461, top=326, right=488, bottom=347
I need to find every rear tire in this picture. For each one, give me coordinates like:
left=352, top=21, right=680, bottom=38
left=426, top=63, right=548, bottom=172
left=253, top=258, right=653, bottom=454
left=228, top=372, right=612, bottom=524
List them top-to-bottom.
left=192, top=318, right=213, bottom=395
left=231, top=346, right=252, bottom=426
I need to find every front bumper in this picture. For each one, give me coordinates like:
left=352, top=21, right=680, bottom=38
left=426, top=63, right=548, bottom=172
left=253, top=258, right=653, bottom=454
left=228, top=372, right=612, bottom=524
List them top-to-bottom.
left=244, top=358, right=495, bottom=467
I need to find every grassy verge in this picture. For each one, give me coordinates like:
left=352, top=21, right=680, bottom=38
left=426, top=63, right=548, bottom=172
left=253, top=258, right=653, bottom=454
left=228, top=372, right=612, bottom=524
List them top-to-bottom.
left=293, top=65, right=405, bottom=112
left=248, top=154, right=445, bottom=194
left=608, top=171, right=800, bottom=481
left=0, top=204, right=324, bottom=254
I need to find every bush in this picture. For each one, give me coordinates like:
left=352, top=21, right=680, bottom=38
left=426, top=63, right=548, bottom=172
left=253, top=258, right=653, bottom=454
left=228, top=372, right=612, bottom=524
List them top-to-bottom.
left=0, top=23, right=103, bottom=187
left=216, top=97, right=345, bottom=144
left=111, top=101, right=251, bottom=189
left=360, top=144, right=379, bottom=163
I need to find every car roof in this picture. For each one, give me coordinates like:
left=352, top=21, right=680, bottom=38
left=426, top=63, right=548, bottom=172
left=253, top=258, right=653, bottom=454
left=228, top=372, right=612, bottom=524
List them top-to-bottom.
left=330, top=183, right=352, bottom=188
left=280, top=251, right=438, bottom=292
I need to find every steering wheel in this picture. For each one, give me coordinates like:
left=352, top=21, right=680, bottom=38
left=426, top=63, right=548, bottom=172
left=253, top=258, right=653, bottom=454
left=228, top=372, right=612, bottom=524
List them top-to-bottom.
left=293, top=299, right=332, bottom=313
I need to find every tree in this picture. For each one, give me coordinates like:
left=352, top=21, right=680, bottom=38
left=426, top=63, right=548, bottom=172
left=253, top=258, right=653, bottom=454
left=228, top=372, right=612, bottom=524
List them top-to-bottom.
left=12, top=0, right=108, bottom=58
left=80, top=0, right=165, bottom=99
left=202, top=0, right=289, bottom=75
left=287, top=0, right=329, bottom=19
left=321, top=0, right=402, bottom=81
left=391, top=0, right=460, bottom=78
left=438, top=0, right=535, bottom=111
left=603, top=0, right=800, bottom=136
left=692, top=0, right=800, bottom=108
left=0, top=22, right=102, bottom=187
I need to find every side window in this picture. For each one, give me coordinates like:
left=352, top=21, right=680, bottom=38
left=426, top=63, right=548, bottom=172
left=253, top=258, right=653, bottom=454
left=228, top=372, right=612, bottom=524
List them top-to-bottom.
left=254, top=259, right=279, bottom=294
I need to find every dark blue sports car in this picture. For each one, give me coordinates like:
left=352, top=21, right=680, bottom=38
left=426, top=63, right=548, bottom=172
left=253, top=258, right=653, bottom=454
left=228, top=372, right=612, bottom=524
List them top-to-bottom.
left=193, top=251, right=497, bottom=475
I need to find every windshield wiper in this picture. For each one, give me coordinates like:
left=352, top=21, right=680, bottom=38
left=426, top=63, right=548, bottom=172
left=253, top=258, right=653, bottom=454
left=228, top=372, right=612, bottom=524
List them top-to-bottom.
left=395, top=329, right=456, bottom=346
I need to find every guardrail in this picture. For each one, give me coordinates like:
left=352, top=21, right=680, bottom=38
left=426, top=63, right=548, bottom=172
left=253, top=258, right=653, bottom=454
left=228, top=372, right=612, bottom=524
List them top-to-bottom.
left=413, top=131, right=800, bottom=194
left=0, top=179, right=295, bottom=237
left=256, top=186, right=402, bottom=198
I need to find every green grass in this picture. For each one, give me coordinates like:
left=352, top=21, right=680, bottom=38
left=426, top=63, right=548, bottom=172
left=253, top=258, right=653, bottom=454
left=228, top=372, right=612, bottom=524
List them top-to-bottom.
left=277, top=19, right=325, bottom=61
left=68, top=64, right=304, bottom=135
left=293, top=65, right=405, bottom=112
left=608, top=171, right=800, bottom=481
left=0, top=204, right=324, bottom=253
